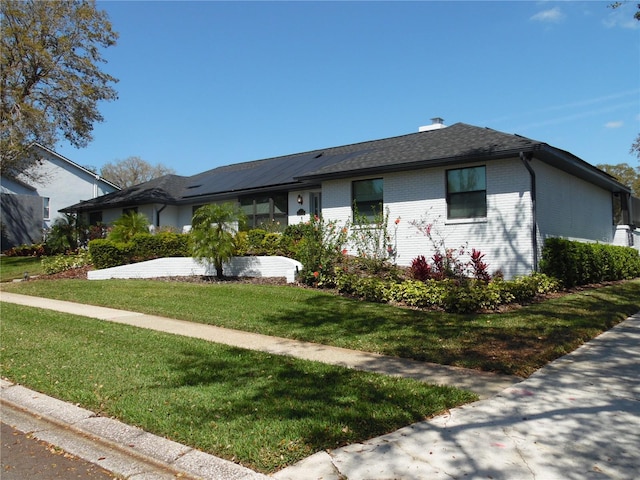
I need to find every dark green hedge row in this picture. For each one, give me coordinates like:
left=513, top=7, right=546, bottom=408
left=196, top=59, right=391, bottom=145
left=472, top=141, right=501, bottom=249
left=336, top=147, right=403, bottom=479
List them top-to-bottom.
left=88, top=229, right=296, bottom=270
left=89, top=232, right=190, bottom=269
left=540, top=237, right=640, bottom=287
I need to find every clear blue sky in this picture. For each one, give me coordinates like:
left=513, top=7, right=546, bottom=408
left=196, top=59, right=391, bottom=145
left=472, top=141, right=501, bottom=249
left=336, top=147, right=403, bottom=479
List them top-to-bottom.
left=56, top=0, right=640, bottom=176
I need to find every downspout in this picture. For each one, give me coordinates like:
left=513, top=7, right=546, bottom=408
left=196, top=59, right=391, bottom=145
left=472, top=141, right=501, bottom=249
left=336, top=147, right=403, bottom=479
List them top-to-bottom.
left=520, top=152, right=538, bottom=272
left=155, top=204, right=167, bottom=227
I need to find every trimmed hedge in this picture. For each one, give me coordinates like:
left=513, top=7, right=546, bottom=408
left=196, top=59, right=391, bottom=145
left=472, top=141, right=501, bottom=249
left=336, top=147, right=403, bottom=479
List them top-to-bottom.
left=89, top=232, right=190, bottom=269
left=130, top=232, right=190, bottom=260
left=540, top=237, right=640, bottom=287
left=89, top=239, right=134, bottom=269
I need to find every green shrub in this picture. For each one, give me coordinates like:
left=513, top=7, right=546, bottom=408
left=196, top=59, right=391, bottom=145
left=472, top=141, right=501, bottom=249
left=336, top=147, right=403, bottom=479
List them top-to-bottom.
left=107, top=212, right=150, bottom=243
left=295, top=217, right=348, bottom=285
left=246, top=229, right=267, bottom=254
left=233, top=231, right=249, bottom=256
left=130, top=232, right=190, bottom=260
left=261, top=233, right=282, bottom=256
left=541, top=238, right=640, bottom=287
left=89, top=239, right=134, bottom=269
left=41, top=251, right=91, bottom=275
left=338, top=272, right=560, bottom=313
left=386, top=279, right=449, bottom=309
left=441, top=280, right=502, bottom=314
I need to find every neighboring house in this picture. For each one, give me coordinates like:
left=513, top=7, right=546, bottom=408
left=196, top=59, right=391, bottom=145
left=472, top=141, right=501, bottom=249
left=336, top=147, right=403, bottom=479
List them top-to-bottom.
left=61, top=120, right=639, bottom=279
left=1, top=143, right=120, bottom=250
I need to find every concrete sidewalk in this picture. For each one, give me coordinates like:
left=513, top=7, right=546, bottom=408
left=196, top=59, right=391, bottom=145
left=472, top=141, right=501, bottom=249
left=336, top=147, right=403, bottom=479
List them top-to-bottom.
left=2, top=292, right=639, bottom=479
left=275, top=311, right=640, bottom=480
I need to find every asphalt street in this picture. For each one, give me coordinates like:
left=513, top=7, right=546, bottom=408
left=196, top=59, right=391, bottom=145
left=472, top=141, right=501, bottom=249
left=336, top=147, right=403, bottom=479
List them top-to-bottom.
left=1, top=422, right=118, bottom=480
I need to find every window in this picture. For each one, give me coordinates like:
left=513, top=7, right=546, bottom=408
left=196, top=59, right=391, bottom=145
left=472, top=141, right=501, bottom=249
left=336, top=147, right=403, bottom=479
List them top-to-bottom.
left=446, top=166, right=486, bottom=219
left=352, top=179, right=383, bottom=220
left=311, top=192, right=322, bottom=218
left=239, top=193, right=288, bottom=230
left=43, top=197, right=50, bottom=220
left=123, top=207, right=138, bottom=216
left=89, top=211, right=103, bottom=225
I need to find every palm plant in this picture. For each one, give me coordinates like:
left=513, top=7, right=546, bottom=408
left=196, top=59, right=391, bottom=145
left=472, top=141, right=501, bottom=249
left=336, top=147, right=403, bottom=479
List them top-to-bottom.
left=191, top=202, right=245, bottom=279
left=108, top=212, right=150, bottom=243
left=46, top=214, right=87, bottom=253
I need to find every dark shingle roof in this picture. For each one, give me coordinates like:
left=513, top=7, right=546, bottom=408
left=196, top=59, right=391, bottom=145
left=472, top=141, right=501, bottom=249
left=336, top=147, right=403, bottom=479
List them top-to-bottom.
left=61, top=122, right=630, bottom=213
left=296, top=123, right=542, bottom=180
left=60, top=174, right=189, bottom=212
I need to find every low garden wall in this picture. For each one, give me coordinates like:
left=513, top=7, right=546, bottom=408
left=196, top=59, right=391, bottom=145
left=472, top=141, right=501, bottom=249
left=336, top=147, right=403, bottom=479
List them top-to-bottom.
left=88, top=256, right=302, bottom=283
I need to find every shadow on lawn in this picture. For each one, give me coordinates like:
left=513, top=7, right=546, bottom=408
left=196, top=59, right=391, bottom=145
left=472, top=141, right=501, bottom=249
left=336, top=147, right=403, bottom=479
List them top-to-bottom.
left=257, top=281, right=640, bottom=376
left=162, top=345, right=472, bottom=470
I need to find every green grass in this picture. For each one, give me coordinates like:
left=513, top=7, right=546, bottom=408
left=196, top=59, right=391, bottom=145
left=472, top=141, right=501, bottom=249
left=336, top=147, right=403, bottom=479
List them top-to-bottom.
left=0, top=256, right=43, bottom=282
left=3, top=278, right=639, bottom=376
left=0, top=303, right=476, bottom=473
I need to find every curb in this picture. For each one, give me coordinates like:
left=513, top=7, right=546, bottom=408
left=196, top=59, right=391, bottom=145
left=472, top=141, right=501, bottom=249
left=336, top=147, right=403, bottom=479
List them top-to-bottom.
left=1, top=379, right=269, bottom=480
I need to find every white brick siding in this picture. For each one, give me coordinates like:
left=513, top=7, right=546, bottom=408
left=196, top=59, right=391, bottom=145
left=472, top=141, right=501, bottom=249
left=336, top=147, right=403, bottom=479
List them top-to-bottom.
left=318, top=159, right=535, bottom=279
left=534, top=159, right=615, bottom=244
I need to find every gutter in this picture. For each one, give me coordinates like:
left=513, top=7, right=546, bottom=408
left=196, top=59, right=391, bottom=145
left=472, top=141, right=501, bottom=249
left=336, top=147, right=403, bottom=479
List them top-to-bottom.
left=520, top=152, right=538, bottom=272
left=156, top=204, right=167, bottom=227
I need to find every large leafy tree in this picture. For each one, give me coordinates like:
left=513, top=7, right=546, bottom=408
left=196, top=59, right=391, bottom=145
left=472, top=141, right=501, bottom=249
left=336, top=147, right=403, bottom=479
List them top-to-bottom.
left=1, top=0, right=118, bottom=180
left=100, top=156, right=176, bottom=188
left=597, top=163, right=640, bottom=196
left=191, top=203, right=246, bottom=279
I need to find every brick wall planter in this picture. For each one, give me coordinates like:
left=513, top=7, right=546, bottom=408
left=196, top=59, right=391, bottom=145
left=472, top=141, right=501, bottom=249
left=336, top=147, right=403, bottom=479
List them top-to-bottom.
left=88, top=256, right=303, bottom=283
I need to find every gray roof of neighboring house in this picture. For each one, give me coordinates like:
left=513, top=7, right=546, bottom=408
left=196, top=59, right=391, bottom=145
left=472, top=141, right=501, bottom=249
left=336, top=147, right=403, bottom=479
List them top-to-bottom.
left=60, top=122, right=630, bottom=213
left=61, top=174, right=189, bottom=212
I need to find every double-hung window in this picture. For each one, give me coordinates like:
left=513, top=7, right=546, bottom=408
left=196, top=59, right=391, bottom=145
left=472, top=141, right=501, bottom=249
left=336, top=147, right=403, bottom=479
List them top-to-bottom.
left=446, top=166, right=486, bottom=219
left=352, top=178, right=383, bottom=221
left=43, top=197, right=50, bottom=220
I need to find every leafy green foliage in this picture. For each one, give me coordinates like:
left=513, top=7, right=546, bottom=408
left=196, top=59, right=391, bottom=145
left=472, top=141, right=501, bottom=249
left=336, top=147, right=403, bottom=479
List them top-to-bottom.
left=1, top=0, right=118, bottom=178
left=596, top=163, right=640, bottom=196
left=191, top=202, right=245, bottom=279
left=349, top=207, right=397, bottom=272
left=107, top=212, right=150, bottom=243
left=45, top=214, right=88, bottom=254
left=293, top=216, right=348, bottom=285
left=130, top=232, right=190, bottom=260
left=89, top=233, right=190, bottom=269
left=540, top=237, right=640, bottom=287
left=88, top=238, right=133, bottom=269
left=41, top=251, right=91, bottom=274
left=340, top=272, right=560, bottom=313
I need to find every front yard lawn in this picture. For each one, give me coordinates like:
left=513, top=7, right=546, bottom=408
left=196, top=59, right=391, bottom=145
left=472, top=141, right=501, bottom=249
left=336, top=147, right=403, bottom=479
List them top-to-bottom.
left=0, top=256, right=44, bottom=282
left=3, top=278, right=639, bottom=376
left=0, top=303, right=475, bottom=473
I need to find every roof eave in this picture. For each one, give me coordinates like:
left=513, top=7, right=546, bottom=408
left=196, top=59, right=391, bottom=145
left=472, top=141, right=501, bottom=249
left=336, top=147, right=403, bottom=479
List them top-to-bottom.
left=536, top=145, right=632, bottom=194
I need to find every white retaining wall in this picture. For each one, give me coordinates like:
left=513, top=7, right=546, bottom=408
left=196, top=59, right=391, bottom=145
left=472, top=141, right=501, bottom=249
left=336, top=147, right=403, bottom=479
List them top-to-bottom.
left=88, top=256, right=303, bottom=283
